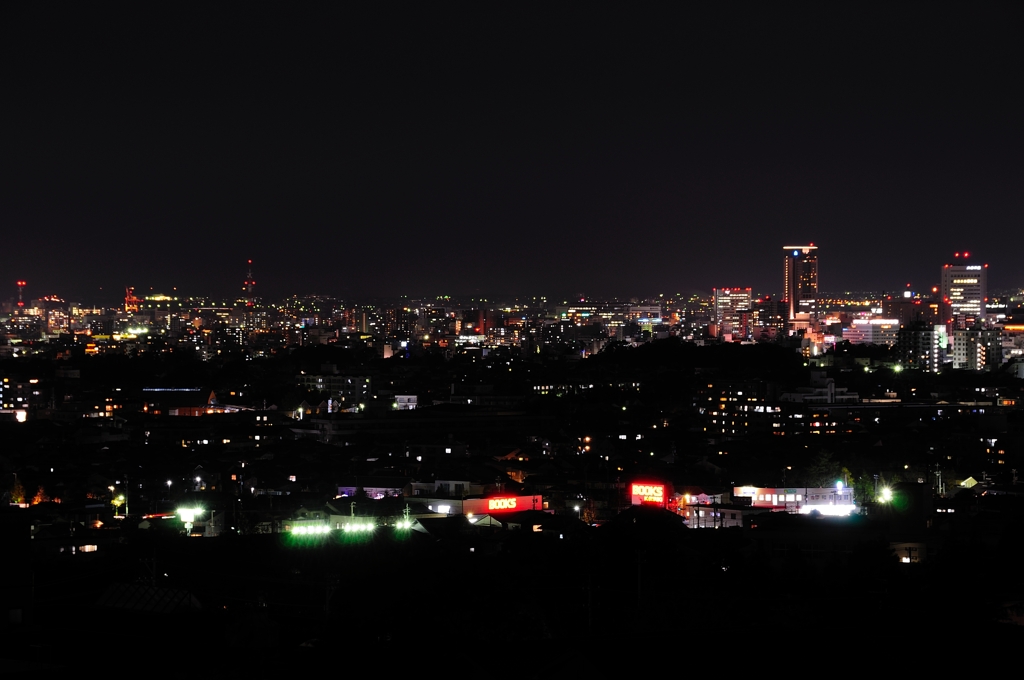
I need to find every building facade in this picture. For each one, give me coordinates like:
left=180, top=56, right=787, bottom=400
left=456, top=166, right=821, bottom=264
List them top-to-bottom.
left=783, top=245, right=819, bottom=330
left=941, top=254, right=987, bottom=329
left=713, top=287, right=752, bottom=339
left=842, top=319, right=900, bottom=346
left=897, top=324, right=948, bottom=372
left=951, top=327, right=1002, bottom=371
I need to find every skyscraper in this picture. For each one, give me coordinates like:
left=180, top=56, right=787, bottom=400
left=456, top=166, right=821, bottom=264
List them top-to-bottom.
left=783, top=244, right=818, bottom=329
left=940, top=252, right=987, bottom=329
left=713, top=287, right=752, bottom=338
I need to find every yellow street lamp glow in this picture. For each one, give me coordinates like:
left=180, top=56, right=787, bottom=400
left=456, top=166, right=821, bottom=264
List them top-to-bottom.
left=881, top=488, right=893, bottom=502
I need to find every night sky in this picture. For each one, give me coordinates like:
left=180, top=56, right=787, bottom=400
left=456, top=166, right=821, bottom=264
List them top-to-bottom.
left=3, top=4, right=1023, bottom=303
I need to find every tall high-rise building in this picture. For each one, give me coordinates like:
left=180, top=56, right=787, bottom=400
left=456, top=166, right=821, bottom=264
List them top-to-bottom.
left=783, top=244, right=818, bottom=329
left=940, top=252, right=987, bottom=329
left=713, top=287, right=752, bottom=337
left=898, top=324, right=948, bottom=373
left=951, top=327, right=1001, bottom=370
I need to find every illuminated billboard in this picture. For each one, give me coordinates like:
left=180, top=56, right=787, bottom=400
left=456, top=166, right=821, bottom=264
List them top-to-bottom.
left=631, top=483, right=665, bottom=507
left=463, top=495, right=543, bottom=514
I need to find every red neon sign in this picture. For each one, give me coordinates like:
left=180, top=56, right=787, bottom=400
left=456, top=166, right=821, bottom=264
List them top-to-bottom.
left=631, top=483, right=665, bottom=506
left=463, top=495, right=541, bottom=515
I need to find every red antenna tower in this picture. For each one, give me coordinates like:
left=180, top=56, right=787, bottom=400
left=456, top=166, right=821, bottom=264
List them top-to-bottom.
left=243, top=259, right=255, bottom=307
left=15, top=280, right=26, bottom=307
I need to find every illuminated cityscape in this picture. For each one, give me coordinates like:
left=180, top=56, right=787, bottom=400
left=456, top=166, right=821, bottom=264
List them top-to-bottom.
left=4, top=3, right=1024, bottom=669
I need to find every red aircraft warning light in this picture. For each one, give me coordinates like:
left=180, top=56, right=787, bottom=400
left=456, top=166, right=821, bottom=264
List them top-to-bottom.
left=244, top=259, right=255, bottom=307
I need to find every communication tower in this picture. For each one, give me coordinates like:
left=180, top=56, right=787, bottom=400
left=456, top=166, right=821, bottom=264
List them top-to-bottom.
left=243, top=259, right=255, bottom=307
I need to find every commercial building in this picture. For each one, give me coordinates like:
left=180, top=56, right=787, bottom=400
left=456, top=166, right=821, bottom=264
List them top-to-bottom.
left=783, top=245, right=818, bottom=330
left=941, top=253, right=987, bottom=329
left=712, top=287, right=752, bottom=339
left=882, top=290, right=944, bottom=328
left=842, top=319, right=900, bottom=346
left=897, top=324, right=948, bottom=372
left=951, top=327, right=1002, bottom=371
left=296, top=373, right=373, bottom=407
left=733, top=484, right=857, bottom=516
left=406, top=495, right=546, bottom=515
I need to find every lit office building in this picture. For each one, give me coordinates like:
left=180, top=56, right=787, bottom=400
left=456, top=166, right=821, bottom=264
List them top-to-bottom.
left=783, top=245, right=818, bottom=331
left=941, top=253, right=987, bottom=329
left=713, top=287, right=752, bottom=339
left=842, top=319, right=900, bottom=346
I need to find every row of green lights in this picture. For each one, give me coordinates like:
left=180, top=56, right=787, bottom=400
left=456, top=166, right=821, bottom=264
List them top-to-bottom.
left=292, top=525, right=331, bottom=535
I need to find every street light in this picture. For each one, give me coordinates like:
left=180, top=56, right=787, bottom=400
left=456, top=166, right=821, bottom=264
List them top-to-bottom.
left=574, top=505, right=581, bottom=520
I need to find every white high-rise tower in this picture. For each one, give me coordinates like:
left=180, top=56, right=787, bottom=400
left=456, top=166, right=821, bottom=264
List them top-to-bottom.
left=941, top=252, right=987, bottom=328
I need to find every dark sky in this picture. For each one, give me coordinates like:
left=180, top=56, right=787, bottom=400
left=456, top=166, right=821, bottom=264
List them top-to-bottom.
left=3, top=4, right=1023, bottom=303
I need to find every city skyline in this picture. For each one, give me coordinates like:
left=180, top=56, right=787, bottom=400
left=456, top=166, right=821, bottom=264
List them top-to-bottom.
left=5, top=5, right=1024, bottom=661
left=4, top=6, right=1023, bottom=300
left=5, top=246, right=1021, bottom=309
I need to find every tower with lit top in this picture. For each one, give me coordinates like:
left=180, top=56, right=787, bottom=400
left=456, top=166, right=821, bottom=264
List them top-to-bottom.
left=783, top=244, right=818, bottom=330
left=243, top=259, right=255, bottom=307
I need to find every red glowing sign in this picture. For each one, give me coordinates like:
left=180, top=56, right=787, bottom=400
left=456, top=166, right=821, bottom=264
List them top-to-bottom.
left=631, top=483, right=665, bottom=506
left=463, top=495, right=543, bottom=515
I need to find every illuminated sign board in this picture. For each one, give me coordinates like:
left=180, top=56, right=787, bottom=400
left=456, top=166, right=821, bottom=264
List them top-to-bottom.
left=631, top=483, right=666, bottom=507
left=463, top=495, right=543, bottom=514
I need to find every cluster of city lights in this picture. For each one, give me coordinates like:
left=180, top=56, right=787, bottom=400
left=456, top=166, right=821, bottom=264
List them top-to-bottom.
left=342, top=523, right=375, bottom=532
left=291, top=525, right=331, bottom=535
